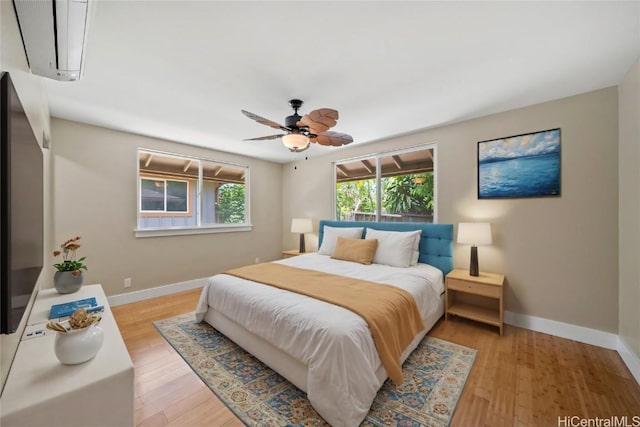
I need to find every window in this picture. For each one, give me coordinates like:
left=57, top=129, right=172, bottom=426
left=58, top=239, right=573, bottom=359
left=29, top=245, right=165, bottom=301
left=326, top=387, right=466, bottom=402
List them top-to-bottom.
left=335, top=145, right=436, bottom=223
left=136, top=149, right=250, bottom=236
left=335, top=156, right=377, bottom=221
left=140, top=178, right=189, bottom=213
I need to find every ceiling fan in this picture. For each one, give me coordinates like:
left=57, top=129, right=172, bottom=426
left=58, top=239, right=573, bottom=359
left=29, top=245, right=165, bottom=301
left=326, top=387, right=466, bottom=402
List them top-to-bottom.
left=241, top=99, right=354, bottom=152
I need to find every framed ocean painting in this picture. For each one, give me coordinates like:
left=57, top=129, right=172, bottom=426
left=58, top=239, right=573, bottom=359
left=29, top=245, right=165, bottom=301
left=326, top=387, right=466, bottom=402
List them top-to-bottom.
left=478, top=128, right=561, bottom=199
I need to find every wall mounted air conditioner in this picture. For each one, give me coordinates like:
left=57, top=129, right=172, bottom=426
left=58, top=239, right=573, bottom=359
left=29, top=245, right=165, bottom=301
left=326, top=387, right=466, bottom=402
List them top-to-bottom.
left=13, top=0, right=94, bottom=81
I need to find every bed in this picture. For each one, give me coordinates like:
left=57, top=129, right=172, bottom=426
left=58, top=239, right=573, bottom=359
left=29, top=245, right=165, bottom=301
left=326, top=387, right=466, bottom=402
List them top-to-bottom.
left=195, top=220, right=453, bottom=427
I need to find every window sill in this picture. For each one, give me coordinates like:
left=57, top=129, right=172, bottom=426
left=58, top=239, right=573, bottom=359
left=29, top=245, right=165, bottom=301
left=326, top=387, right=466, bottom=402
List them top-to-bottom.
left=134, top=224, right=252, bottom=238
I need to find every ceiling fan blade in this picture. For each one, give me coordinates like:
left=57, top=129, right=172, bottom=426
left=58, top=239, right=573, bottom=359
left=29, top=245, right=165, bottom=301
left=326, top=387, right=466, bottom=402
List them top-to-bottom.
left=297, top=108, right=339, bottom=133
left=241, top=110, right=289, bottom=131
left=310, top=131, right=354, bottom=147
left=243, top=134, right=285, bottom=141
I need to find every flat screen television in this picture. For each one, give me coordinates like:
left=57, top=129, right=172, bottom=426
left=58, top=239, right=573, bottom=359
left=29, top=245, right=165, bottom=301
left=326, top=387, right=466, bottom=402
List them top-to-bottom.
left=0, top=72, right=44, bottom=334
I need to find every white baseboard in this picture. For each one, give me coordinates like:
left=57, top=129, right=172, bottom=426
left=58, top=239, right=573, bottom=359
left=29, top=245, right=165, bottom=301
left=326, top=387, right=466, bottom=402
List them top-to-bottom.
left=108, top=278, right=206, bottom=307
left=504, top=310, right=618, bottom=350
left=617, top=336, right=640, bottom=385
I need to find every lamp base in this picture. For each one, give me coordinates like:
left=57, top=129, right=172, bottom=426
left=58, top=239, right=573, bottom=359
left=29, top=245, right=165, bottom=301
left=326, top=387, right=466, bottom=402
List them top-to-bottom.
left=299, top=234, right=306, bottom=253
left=469, top=245, right=479, bottom=276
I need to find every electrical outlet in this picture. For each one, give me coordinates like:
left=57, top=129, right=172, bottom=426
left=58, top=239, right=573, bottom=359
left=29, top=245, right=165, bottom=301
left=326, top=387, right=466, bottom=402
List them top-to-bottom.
left=254, top=257, right=260, bottom=264
left=124, top=278, right=132, bottom=288
left=22, top=324, right=51, bottom=340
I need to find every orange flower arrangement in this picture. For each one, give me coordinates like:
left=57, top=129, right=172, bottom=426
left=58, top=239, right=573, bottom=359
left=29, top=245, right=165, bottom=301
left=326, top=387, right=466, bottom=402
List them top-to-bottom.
left=53, top=236, right=88, bottom=276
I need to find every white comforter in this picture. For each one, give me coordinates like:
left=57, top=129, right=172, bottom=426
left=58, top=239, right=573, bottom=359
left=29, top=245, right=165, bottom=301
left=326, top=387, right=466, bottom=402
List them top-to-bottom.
left=195, top=253, right=444, bottom=427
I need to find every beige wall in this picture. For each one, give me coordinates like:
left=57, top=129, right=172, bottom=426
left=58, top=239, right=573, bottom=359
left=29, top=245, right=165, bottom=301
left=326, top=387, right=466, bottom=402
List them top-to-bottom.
left=0, top=0, right=632, bottom=394
left=0, top=1, right=52, bottom=391
left=618, top=57, right=640, bottom=359
left=283, top=88, right=619, bottom=333
left=51, top=119, right=282, bottom=297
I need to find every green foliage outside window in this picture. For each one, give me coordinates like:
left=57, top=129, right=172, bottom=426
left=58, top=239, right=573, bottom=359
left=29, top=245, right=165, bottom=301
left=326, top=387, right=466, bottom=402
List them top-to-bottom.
left=336, top=173, right=433, bottom=220
left=382, top=173, right=433, bottom=215
left=336, top=179, right=376, bottom=220
left=217, top=183, right=245, bottom=223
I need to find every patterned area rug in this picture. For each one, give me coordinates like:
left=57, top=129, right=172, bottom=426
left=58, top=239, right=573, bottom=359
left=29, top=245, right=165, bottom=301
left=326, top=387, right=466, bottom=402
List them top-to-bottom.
left=154, top=313, right=476, bottom=426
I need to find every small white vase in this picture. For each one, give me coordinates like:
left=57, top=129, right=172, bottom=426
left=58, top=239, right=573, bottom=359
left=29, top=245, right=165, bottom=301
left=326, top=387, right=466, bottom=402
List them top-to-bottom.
left=54, top=324, right=104, bottom=365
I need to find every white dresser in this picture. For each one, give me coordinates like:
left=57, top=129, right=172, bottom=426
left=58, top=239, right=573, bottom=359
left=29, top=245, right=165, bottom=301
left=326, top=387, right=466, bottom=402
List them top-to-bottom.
left=0, top=284, right=134, bottom=426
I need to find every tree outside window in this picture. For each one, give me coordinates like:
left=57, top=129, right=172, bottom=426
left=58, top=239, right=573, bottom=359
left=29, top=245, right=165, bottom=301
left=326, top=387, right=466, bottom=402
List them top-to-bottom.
left=335, top=146, right=435, bottom=222
left=381, top=173, right=433, bottom=216
left=336, top=179, right=376, bottom=221
left=217, top=183, right=245, bottom=224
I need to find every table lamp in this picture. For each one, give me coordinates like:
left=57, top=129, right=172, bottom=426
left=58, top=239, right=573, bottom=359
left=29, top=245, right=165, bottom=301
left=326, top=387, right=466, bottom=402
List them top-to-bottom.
left=291, top=218, right=313, bottom=253
left=457, top=223, right=492, bottom=276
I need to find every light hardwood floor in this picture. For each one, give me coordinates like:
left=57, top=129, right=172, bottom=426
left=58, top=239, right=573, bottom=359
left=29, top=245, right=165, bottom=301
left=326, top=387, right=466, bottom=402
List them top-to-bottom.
left=112, top=289, right=640, bottom=427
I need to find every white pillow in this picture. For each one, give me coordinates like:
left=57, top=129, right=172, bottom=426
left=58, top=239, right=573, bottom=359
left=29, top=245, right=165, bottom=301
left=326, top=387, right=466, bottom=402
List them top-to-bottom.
left=318, top=226, right=364, bottom=256
left=365, top=228, right=422, bottom=268
left=411, top=231, right=422, bottom=265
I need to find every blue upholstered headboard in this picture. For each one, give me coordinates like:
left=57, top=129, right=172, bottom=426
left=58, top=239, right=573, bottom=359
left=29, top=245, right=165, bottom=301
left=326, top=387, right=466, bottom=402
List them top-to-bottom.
left=318, top=220, right=454, bottom=276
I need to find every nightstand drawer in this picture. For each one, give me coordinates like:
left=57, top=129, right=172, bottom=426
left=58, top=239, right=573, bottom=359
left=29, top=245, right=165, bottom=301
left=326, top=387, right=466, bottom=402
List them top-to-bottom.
left=447, top=278, right=500, bottom=298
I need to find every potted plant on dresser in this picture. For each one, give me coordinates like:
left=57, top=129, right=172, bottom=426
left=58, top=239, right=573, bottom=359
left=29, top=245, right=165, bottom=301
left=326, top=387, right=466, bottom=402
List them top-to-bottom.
left=53, top=236, right=87, bottom=294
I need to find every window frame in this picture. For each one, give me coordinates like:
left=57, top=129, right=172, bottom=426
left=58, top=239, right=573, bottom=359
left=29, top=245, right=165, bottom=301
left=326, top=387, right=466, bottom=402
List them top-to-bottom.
left=333, top=143, right=438, bottom=223
left=135, top=148, right=251, bottom=238
left=139, top=175, right=190, bottom=216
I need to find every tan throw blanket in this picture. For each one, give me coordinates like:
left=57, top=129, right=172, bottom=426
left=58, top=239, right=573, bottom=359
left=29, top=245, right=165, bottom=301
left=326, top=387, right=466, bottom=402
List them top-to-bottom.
left=224, top=263, right=425, bottom=384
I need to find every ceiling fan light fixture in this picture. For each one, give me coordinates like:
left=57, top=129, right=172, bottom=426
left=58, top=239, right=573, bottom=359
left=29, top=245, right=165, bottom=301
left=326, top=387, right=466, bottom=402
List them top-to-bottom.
left=242, top=99, right=353, bottom=152
left=282, top=133, right=310, bottom=152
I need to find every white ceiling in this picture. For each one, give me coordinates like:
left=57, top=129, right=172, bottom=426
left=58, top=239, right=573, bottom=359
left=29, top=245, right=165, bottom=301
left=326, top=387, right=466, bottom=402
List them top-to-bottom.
left=43, top=1, right=640, bottom=163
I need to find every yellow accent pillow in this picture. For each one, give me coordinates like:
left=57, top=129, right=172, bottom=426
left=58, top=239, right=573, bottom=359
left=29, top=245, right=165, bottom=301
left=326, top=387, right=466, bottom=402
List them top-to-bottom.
left=331, top=237, right=378, bottom=265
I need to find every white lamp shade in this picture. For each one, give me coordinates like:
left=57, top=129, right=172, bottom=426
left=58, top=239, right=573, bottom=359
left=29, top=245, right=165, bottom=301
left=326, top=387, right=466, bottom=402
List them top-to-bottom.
left=282, top=134, right=309, bottom=151
left=291, top=218, right=313, bottom=234
left=457, top=223, right=492, bottom=245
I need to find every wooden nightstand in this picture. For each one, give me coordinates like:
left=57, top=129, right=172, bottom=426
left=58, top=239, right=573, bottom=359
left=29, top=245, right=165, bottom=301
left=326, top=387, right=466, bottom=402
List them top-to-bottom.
left=282, top=250, right=301, bottom=259
left=445, top=269, right=505, bottom=335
